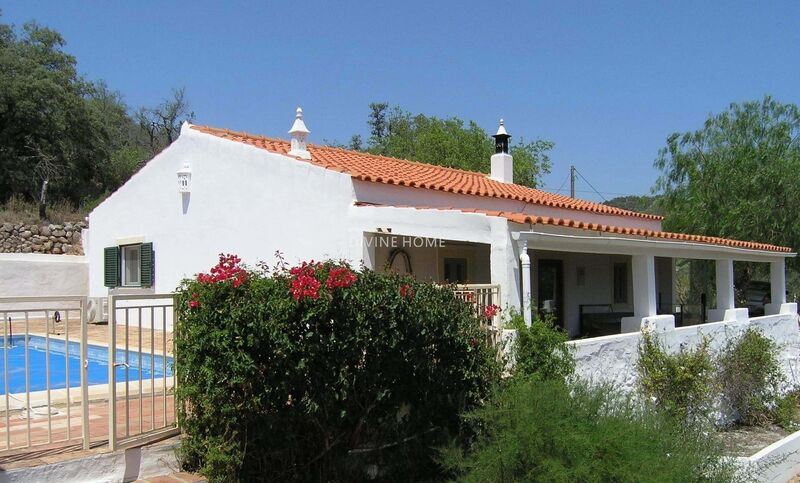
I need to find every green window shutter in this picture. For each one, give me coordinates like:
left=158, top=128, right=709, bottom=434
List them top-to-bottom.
left=140, top=242, right=154, bottom=287
left=104, top=246, right=120, bottom=288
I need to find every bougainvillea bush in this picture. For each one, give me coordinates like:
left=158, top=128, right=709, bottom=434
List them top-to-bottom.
left=175, top=254, right=500, bottom=482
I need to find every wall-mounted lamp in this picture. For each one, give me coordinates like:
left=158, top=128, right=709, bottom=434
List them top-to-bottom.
left=177, top=163, right=192, bottom=193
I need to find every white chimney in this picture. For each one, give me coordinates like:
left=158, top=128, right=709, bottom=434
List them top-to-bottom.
left=288, top=107, right=311, bottom=159
left=490, top=119, right=513, bottom=183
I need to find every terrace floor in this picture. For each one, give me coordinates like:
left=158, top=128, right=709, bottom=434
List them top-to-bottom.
left=0, top=317, right=176, bottom=463
left=0, top=394, right=175, bottom=465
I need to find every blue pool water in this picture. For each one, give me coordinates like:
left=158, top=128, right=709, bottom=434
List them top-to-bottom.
left=0, top=335, right=173, bottom=395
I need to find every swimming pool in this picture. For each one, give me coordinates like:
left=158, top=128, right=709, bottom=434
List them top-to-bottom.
left=0, top=335, right=173, bottom=395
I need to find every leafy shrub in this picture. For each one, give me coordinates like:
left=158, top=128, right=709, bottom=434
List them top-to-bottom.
left=175, top=255, right=500, bottom=482
left=506, top=312, right=574, bottom=381
left=718, top=328, right=784, bottom=426
left=637, top=332, right=716, bottom=424
left=439, top=378, right=736, bottom=482
left=773, top=389, right=800, bottom=431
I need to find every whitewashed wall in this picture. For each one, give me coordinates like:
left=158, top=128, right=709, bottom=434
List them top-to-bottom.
left=87, top=125, right=357, bottom=297
left=88, top=125, right=515, bottom=303
left=352, top=180, right=663, bottom=232
left=0, top=253, right=87, bottom=297
left=0, top=253, right=87, bottom=318
left=571, top=313, right=800, bottom=396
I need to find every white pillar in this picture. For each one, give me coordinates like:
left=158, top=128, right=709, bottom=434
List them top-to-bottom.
left=519, top=239, right=532, bottom=326
left=621, top=254, right=661, bottom=333
left=632, top=254, right=657, bottom=318
left=708, top=258, right=748, bottom=322
left=715, top=258, right=735, bottom=311
left=765, top=258, right=789, bottom=315
left=771, top=259, right=787, bottom=305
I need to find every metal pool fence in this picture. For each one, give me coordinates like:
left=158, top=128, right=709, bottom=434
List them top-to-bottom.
left=0, top=294, right=178, bottom=458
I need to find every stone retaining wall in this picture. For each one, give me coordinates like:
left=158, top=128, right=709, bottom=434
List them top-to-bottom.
left=0, top=221, right=86, bottom=255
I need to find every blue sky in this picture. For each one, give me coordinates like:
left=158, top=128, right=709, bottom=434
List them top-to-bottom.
left=4, top=1, right=799, bottom=201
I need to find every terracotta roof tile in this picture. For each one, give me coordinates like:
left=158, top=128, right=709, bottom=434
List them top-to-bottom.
left=190, top=124, right=663, bottom=221
left=354, top=202, right=793, bottom=254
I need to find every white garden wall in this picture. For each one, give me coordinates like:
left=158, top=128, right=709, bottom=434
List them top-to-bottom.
left=0, top=253, right=87, bottom=297
left=0, top=253, right=88, bottom=318
left=570, top=312, right=800, bottom=396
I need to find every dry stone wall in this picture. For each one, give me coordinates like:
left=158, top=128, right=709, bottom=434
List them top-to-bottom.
left=0, top=221, right=86, bottom=255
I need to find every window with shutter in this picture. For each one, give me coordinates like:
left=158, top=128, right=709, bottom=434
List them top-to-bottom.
left=140, top=242, right=154, bottom=287
left=121, top=245, right=141, bottom=286
left=104, top=246, right=120, bottom=288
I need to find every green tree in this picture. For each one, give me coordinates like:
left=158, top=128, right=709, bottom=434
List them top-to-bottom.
left=0, top=17, right=193, bottom=217
left=0, top=20, right=108, bottom=211
left=135, top=87, right=194, bottom=159
left=654, top=97, right=800, bottom=298
left=362, top=103, right=553, bottom=188
left=604, top=194, right=664, bottom=216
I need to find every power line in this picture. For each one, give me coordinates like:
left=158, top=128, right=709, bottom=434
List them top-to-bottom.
left=545, top=167, right=653, bottom=201
left=574, top=168, right=609, bottom=202
left=553, top=171, right=571, bottom=195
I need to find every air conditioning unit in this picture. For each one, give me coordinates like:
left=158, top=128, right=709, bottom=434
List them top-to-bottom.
left=87, top=297, right=108, bottom=324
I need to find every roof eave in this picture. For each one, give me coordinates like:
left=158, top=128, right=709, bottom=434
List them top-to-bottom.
left=512, top=229, right=795, bottom=262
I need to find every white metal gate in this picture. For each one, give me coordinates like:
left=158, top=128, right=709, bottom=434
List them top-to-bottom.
left=107, top=293, right=178, bottom=451
left=0, top=294, right=178, bottom=458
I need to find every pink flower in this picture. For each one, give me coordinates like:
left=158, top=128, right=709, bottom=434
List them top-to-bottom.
left=196, top=253, right=249, bottom=287
left=289, top=261, right=323, bottom=301
left=326, top=267, right=357, bottom=289
left=290, top=274, right=321, bottom=300
left=400, top=284, right=414, bottom=299
left=189, top=292, right=201, bottom=309
left=483, top=304, right=500, bottom=319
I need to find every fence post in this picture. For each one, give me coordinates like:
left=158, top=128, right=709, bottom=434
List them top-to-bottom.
left=108, top=295, right=117, bottom=451
left=81, top=297, right=90, bottom=450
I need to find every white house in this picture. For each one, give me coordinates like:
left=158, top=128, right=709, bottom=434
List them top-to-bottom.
left=86, top=108, right=797, bottom=337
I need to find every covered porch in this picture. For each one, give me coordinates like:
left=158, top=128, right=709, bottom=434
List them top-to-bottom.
left=354, top=201, right=796, bottom=340
left=513, top=230, right=797, bottom=338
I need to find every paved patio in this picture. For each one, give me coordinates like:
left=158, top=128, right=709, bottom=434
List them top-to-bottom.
left=0, top=314, right=177, bottom=462
left=0, top=394, right=175, bottom=462
left=134, top=472, right=205, bottom=483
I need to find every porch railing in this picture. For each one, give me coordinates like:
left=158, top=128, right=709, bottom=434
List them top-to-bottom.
left=454, top=284, right=502, bottom=342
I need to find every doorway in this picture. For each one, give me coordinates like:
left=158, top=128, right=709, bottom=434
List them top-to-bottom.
left=537, top=259, right=564, bottom=329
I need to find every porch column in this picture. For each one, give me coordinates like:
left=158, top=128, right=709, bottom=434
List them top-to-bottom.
left=519, top=239, right=532, bottom=326
left=621, top=254, right=658, bottom=333
left=633, top=254, right=657, bottom=318
left=709, top=258, right=748, bottom=322
left=715, top=258, right=735, bottom=311
left=765, top=258, right=788, bottom=315
left=771, top=259, right=787, bottom=305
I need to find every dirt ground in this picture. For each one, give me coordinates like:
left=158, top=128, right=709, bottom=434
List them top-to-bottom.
left=719, top=424, right=789, bottom=457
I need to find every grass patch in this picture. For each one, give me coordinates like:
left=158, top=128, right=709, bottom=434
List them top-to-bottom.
left=0, top=195, right=88, bottom=224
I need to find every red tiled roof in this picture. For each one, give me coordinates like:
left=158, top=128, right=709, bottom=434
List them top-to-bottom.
left=190, top=125, right=663, bottom=221
left=354, top=202, right=794, bottom=254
